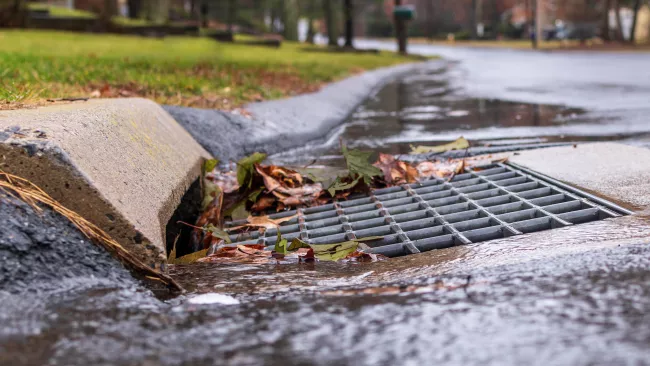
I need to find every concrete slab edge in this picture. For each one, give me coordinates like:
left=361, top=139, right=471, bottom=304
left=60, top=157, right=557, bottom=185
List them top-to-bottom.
left=0, top=99, right=212, bottom=267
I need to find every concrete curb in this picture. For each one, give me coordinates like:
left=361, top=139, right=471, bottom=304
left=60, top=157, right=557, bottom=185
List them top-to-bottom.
left=164, top=60, right=434, bottom=162
left=0, top=98, right=211, bottom=267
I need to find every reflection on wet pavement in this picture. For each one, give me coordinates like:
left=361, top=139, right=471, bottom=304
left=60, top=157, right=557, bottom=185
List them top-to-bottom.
left=270, top=62, right=650, bottom=165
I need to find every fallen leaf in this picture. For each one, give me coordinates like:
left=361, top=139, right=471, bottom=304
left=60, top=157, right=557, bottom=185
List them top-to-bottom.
left=410, top=137, right=470, bottom=155
left=342, top=144, right=382, bottom=184
left=237, top=152, right=267, bottom=189
left=372, top=153, right=418, bottom=186
left=204, top=158, right=219, bottom=174
left=415, top=160, right=463, bottom=179
left=327, top=176, right=361, bottom=197
left=192, top=187, right=224, bottom=250
left=251, top=195, right=276, bottom=212
left=225, top=214, right=298, bottom=232
left=289, top=236, right=384, bottom=262
left=198, top=244, right=271, bottom=264
left=169, top=248, right=209, bottom=264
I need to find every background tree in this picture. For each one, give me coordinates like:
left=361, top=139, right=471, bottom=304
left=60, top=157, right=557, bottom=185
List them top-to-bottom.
left=227, top=0, right=236, bottom=32
left=282, top=0, right=299, bottom=41
left=304, top=0, right=319, bottom=44
left=323, top=0, right=339, bottom=46
left=343, top=0, right=354, bottom=47
left=469, top=0, right=479, bottom=39
left=602, top=0, right=612, bottom=41
left=614, top=0, right=624, bottom=40
left=629, top=0, right=642, bottom=42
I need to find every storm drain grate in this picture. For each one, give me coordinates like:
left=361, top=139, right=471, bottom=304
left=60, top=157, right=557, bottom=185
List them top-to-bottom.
left=225, top=163, right=631, bottom=257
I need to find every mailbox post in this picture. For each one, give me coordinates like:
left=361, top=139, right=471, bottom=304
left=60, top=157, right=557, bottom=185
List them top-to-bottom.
left=393, top=2, right=415, bottom=55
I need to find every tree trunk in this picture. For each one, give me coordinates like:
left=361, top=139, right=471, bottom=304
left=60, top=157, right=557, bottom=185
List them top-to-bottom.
left=127, top=0, right=141, bottom=19
left=200, top=0, right=209, bottom=28
left=227, top=0, right=236, bottom=32
left=282, top=0, right=299, bottom=41
left=306, top=0, right=316, bottom=44
left=323, top=0, right=338, bottom=46
left=343, top=0, right=354, bottom=47
left=426, top=0, right=435, bottom=39
left=469, top=0, right=478, bottom=39
left=491, top=0, right=499, bottom=37
left=602, top=0, right=611, bottom=41
left=614, top=0, right=624, bottom=41
left=630, top=0, right=642, bottom=43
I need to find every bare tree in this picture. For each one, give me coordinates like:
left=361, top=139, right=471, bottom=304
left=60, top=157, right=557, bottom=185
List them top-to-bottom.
left=227, top=0, right=237, bottom=33
left=283, top=0, right=299, bottom=41
left=305, top=0, right=317, bottom=44
left=323, top=0, right=338, bottom=46
left=343, top=0, right=354, bottom=47
left=425, top=0, right=435, bottom=39
left=469, top=0, right=478, bottom=39
left=602, top=0, right=611, bottom=41
left=614, top=0, right=624, bottom=40
left=630, top=0, right=642, bottom=42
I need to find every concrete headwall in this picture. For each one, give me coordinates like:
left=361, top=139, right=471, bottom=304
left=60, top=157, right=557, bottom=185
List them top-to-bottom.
left=0, top=98, right=211, bottom=268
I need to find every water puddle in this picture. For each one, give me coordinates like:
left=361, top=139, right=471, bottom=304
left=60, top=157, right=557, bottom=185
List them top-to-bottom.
left=270, top=63, right=650, bottom=166
left=169, top=215, right=650, bottom=297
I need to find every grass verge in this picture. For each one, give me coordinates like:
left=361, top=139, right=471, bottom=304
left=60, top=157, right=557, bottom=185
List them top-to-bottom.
left=0, top=30, right=425, bottom=110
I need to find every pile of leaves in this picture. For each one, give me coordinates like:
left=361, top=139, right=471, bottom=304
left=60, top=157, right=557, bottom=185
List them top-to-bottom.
left=171, top=137, right=508, bottom=265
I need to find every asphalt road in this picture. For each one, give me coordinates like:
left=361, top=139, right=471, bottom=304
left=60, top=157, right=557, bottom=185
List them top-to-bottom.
left=356, top=40, right=650, bottom=111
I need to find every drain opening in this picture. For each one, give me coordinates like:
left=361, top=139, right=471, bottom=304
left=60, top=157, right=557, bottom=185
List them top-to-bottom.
left=222, top=163, right=630, bottom=258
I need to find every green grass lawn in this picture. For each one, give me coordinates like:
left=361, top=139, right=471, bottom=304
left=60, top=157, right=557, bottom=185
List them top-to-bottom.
left=0, top=30, right=424, bottom=109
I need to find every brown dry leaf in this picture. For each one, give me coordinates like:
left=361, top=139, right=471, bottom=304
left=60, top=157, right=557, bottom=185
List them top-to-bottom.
left=373, top=153, right=418, bottom=186
left=415, top=153, right=512, bottom=180
left=416, top=160, right=464, bottom=179
left=256, top=163, right=324, bottom=207
left=192, top=188, right=224, bottom=250
left=251, top=195, right=276, bottom=212
left=225, top=213, right=298, bottom=232
left=198, top=244, right=272, bottom=264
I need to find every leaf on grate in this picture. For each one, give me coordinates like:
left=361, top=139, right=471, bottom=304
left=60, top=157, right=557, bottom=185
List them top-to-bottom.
left=409, top=137, right=470, bottom=155
left=341, top=144, right=382, bottom=184
left=237, top=152, right=267, bottom=189
left=373, top=153, right=418, bottom=186
left=255, top=164, right=324, bottom=207
left=327, top=176, right=361, bottom=197
left=251, top=194, right=276, bottom=212
left=225, top=213, right=298, bottom=232
left=205, top=224, right=232, bottom=243
left=275, top=230, right=288, bottom=255
left=289, top=236, right=385, bottom=262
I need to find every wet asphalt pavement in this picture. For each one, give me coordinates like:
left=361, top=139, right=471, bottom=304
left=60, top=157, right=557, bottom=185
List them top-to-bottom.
left=3, top=46, right=650, bottom=366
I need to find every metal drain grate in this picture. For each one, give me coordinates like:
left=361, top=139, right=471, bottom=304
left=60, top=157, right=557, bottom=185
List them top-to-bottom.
left=225, top=163, right=631, bottom=257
